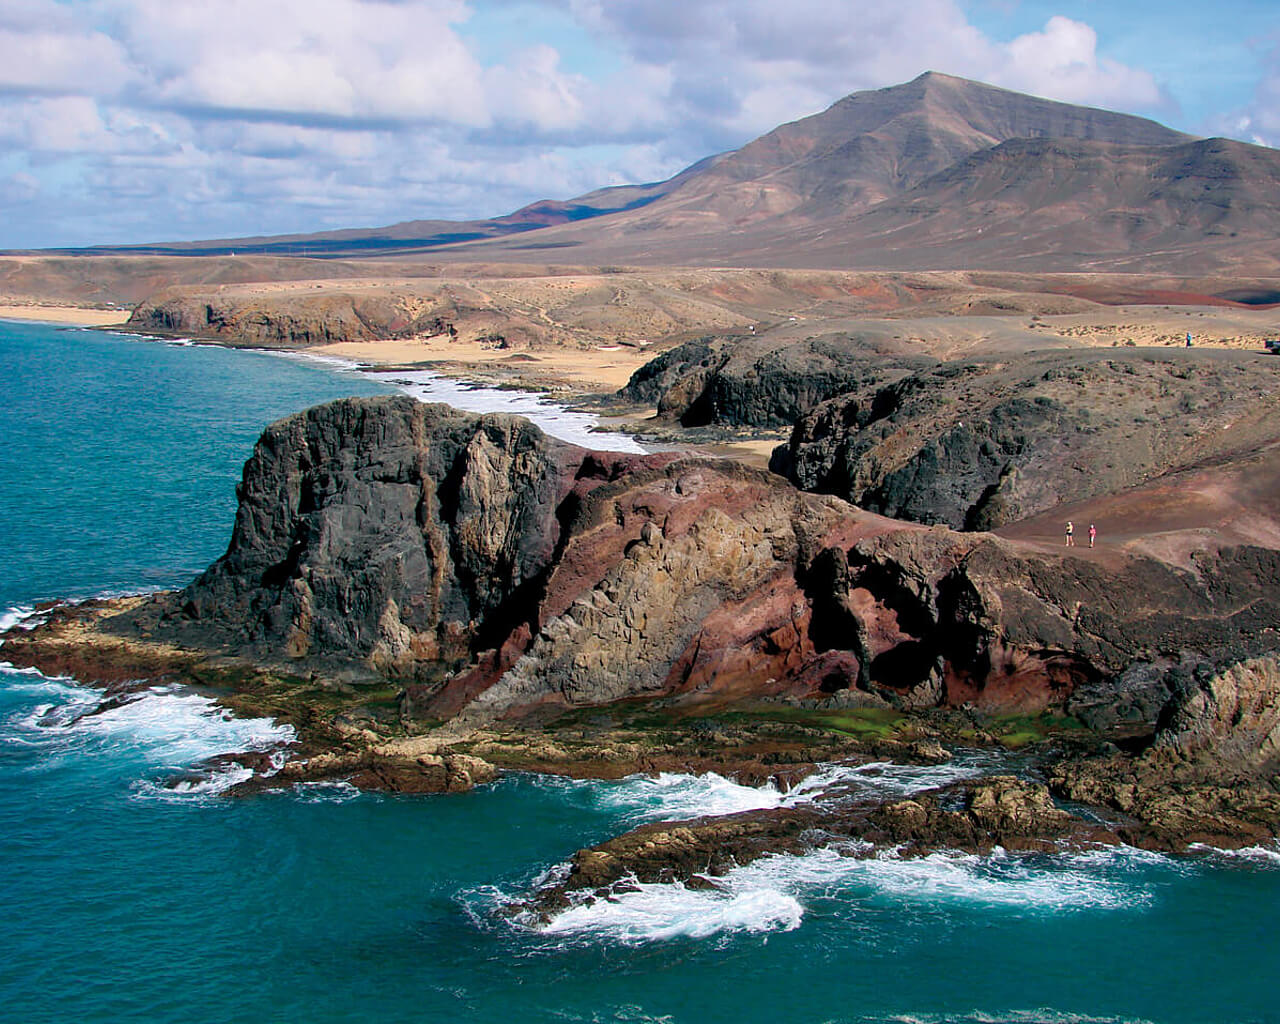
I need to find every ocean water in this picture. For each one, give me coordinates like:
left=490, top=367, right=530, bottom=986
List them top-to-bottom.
left=1, top=320, right=1277, bottom=1024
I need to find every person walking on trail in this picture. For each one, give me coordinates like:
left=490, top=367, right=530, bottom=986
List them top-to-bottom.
left=1186, top=331, right=1192, bottom=347
left=1065, top=521, right=1075, bottom=547
left=1088, top=523, right=1097, bottom=548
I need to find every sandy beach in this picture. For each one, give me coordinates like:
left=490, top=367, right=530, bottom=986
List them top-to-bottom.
left=0, top=304, right=130, bottom=326
left=310, top=336, right=657, bottom=392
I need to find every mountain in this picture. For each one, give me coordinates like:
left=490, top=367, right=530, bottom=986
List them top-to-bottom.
left=68, top=72, right=1280, bottom=274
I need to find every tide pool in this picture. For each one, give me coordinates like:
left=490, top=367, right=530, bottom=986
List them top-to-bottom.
left=1, top=321, right=1277, bottom=1024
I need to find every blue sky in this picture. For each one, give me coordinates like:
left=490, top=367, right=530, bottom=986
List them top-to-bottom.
left=1, top=0, right=1276, bottom=248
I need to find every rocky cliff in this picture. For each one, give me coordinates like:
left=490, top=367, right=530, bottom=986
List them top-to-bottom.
left=129, top=289, right=461, bottom=347
left=778, top=347, right=1280, bottom=529
left=113, top=397, right=1280, bottom=744
left=166, top=397, right=659, bottom=677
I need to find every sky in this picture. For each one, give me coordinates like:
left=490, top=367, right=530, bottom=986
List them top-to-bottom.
left=1, top=0, right=1277, bottom=249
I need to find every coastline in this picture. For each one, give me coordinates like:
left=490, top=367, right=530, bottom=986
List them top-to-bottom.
left=0, top=303, right=130, bottom=327
left=308, top=336, right=657, bottom=392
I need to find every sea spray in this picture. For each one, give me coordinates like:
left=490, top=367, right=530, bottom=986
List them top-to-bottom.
left=3, top=668, right=296, bottom=799
left=587, top=751, right=1003, bottom=825
left=519, top=843, right=1162, bottom=945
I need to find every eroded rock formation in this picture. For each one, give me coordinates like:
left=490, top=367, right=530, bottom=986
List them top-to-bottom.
left=130, top=290, right=461, bottom=347
left=780, top=348, right=1280, bottom=529
left=99, top=397, right=1280, bottom=741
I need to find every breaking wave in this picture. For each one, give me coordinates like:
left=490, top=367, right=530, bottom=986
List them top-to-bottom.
left=0, top=605, right=43, bottom=637
left=2, top=666, right=295, bottom=799
left=592, top=752, right=1000, bottom=825
left=514, top=843, right=1164, bottom=946
left=867, top=1012, right=1157, bottom=1024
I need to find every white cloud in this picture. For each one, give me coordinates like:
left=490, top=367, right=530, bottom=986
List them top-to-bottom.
left=0, top=0, right=1188, bottom=247
left=565, top=1, right=1165, bottom=138
left=997, top=16, right=1163, bottom=109
left=0, top=21, right=135, bottom=97
left=1212, top=45, right=1280, bottom=148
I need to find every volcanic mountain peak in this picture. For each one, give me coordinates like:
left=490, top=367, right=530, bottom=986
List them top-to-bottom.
left=679, top=71, right=1190, bottom=209
left=62, top=73, right=1278, bottom=274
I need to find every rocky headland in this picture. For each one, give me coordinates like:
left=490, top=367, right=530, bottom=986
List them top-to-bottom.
left=5, top=396, right=1279, bottom=892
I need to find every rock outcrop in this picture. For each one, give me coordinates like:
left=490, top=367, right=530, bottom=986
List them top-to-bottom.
left=129, top=289, right=461, bottom=347
left=623, top=330, right=934, bottom=428
left=781, top=348, right=1280, bottom=529
left=95, top=397, right=1280, bottom=737
left=163, top=397, right=659, bottom=678
left=522, top=775, right=1115, bottom=918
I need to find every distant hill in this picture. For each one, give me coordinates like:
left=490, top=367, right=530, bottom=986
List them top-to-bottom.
left=50, top=72, right=1280, bottom=274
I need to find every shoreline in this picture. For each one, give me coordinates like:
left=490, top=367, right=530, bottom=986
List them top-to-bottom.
left=0, top=304, right=131, bottom=327
left=119, top=324, right=789, bottom=468
left=309, top=336, right=657, bottom=393
left=5, top=593, right=1277, bottom=862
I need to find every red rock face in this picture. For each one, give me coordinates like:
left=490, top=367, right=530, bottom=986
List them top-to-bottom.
left=146, top=398, right=1280, bottom=736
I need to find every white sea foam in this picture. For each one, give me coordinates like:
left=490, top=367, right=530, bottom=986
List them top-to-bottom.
left=255, top=348, right=370, bottom=373
left=369, top=368, right=649, bottom=452
left=0, top=605, right=44, bottom=638
left=3, top=673, right=295, bottom=798
left=593, top=754, right=997, bottom=825
left=133, top=763, right=257, bottom=801
left=594, top=771, right=787, bottom=821
left=291, top=780, right=364, bottom=803
left=1188, top=841, right=1280, bottom=867
left=525, top=842, right=1152, bottom=945
left=845, top=846, right=1148, bottom=911
left=538, top=879, right=804, bottom=943
left=876, top=1012, right=1157, bottom=1024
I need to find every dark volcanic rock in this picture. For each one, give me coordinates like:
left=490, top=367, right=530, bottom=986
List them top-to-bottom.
left=622, top=330, right=932, bottom=428
left=784, top=348, right=1280, bottom=529
left=84, top=395, right=1280, bottom=732
left=164, top=397, right=641, bottom=675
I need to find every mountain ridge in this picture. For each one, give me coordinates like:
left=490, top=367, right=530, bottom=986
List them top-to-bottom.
left=28, top=72, right=1280, bottom=274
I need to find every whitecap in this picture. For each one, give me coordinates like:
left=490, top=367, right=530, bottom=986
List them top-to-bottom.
left=0, top=605, right=44, bottom=638
left=4, top=678, right=295, bottom=798
left=590, top=752, right=999, bottom=825
left=132, top=762, right=256, bottom=801
left=594, top=771, right=788, bottom=821
left=291, top=780, right=364, bottom=804
left=1188, top=841, right=1280, bottom=867
left=519, top=842, right=1149, bottom=945
left=847, top=846, right=1149, bottom=911
left=535, top=878, right=803, bottom=944
left=874, top=1011, right=1157, bottom=1024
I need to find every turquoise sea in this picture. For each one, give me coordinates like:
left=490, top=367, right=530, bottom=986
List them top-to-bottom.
left=1, top=320, right=1277, bottom=1024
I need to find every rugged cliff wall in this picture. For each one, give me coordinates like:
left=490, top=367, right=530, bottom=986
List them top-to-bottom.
left=129, top=290, right=459, bottom=347
left=622, top=331, right=934, bottom=428
left=779, top=348, right=1280, bottom=529
left=141, top=397, right=1280, bottom=745
left=173, top=397, right=653, bottom=675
